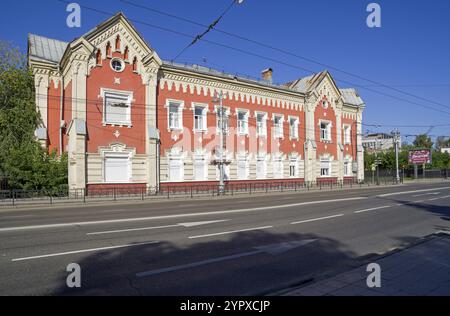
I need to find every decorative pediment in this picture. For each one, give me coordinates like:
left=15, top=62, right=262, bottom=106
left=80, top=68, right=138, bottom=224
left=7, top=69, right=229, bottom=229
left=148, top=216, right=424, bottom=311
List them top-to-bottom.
left=60, top=37, right=95, bottom=69
left=307, top=71, right=342, bottom=111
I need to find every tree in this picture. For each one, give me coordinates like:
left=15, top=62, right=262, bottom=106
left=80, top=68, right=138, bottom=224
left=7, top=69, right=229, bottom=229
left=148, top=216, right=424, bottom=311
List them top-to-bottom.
left=0, top=41, right=67, bottom=191
left=413, top=134, right=433, bottom=149
left=435, top=136, right=450, bottom=151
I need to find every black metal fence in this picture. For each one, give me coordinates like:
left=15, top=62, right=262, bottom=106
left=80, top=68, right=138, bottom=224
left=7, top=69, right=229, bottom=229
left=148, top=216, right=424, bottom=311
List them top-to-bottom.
left=365, top=168, right=450, bottom=185
left=2, top=170, right=448, bottom=207
left=0, top=179, right=377, bottom=207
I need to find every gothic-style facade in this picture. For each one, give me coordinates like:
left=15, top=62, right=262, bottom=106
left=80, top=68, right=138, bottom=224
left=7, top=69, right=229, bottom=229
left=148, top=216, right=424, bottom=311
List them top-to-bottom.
left=28, top=13, right=365, bottom=191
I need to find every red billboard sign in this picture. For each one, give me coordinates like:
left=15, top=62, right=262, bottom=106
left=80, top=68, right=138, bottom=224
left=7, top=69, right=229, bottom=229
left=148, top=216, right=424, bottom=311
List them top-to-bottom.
left=408, top=149, right=432, bottom=164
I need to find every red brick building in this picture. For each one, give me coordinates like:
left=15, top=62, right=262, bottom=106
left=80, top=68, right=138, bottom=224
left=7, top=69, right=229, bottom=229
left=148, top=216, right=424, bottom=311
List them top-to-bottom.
left=28, top=13, right=365, bottom=191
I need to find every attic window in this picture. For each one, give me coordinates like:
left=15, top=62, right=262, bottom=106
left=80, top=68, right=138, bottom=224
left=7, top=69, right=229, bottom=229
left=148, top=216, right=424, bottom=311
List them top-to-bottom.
left=111, top=58, right=125, bottom=72
left=322, top=100, right=329, bottom=109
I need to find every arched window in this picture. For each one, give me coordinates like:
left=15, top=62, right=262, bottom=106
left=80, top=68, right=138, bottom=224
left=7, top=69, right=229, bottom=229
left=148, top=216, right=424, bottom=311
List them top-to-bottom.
left=115, top=35, right=121, bottom=51
left=106, top=42, right=112, bottom=58
left=124, top=46, right=129, bottom=61
left=96, top=50, right=102, bottom=65
left=132, top=57, right=138, bottom=72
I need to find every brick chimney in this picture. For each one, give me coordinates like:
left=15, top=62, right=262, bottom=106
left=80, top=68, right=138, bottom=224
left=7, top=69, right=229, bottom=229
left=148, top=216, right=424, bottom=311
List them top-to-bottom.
left=261, top=68, right=273, bottom=84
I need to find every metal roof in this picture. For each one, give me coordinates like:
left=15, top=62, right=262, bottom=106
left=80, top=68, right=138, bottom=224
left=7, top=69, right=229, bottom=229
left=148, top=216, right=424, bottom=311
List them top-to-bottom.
left=28, top=34, right=68, bottom=64
left=162, top=61, right=297, bottom=94
left=283, top=72, right=328, bottom=94
left=340, top=88, right=364, bottom=106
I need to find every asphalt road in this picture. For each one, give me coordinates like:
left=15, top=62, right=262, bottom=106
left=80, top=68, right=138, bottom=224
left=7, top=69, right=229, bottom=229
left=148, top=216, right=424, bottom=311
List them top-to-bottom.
left=0, top=182, right=449, bottom=296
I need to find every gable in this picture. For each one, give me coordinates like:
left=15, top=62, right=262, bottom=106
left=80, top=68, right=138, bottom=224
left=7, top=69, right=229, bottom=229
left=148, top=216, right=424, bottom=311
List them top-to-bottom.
left=84, top=13, right=160, bottom=64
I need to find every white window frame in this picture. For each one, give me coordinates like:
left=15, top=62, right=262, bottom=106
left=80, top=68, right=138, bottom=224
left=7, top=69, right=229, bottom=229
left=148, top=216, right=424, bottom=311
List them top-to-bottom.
left=110, top=58, right=125, bottom=73
left=101, top=88, right=133, bottom=126
left=166, top=99, right=184, bottom=131
left=192, top=103, right=208, bottom=133
left=215, top=105, right=231, bottom=135
left=236, top=109, right=250, bottom=136
left=255, top=111, right=268, bottom=137
left=273, top=114, right=284, bottom=139
left=289, top=116, right=299, bottom=140
left=320, top=120, right=332, bottom=142
left=343, top=124, right=351, bottom=145
left=103, top=153, right=132, bottom=184
left=237, top=154, right=249, bottom=180
left=256, top=154, right=267, bottom=179
left=193, top=155, right=208, bottom=181
left=272, top=155, right=284, bottom=179
left=168, top=156, right=184, bottom=182
left=289, top=156, right=299, bottom=178
left=344, top=156, right=353, bottom=176
left=320, top=158, right=331, bottom=177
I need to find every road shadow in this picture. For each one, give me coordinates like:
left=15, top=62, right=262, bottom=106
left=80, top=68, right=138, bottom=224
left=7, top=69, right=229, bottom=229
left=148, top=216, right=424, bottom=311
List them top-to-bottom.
left=389, top=198, right=450, bottom=223
left=48, top=230, right=369, bottom=296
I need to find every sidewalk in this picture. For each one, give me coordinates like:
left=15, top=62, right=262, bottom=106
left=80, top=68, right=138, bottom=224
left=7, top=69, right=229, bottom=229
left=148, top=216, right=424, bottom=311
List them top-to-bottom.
left=283, top=233, right=450, bottom=296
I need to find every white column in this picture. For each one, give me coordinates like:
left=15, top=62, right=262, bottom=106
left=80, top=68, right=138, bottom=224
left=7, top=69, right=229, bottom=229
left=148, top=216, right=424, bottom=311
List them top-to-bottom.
left=35, top=74, right=49, bottom=128
left=145, top=75, right=159, bottom=189
left=304, top=100, right=316, bottom=183
left=335, top=108, right=344, bottom=181
left=356, top=109, right=365, bottom=182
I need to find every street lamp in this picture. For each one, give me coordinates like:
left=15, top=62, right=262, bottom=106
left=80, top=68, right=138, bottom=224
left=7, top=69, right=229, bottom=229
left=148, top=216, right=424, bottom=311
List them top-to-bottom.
left=213, top=92, right=225, bottom=194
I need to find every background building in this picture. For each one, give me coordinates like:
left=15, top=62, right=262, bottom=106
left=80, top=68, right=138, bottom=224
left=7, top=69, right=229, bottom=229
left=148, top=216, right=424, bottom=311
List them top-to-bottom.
left=28, top=13, right=365, bottom=191
left=363, top=133, right=401, bottom=154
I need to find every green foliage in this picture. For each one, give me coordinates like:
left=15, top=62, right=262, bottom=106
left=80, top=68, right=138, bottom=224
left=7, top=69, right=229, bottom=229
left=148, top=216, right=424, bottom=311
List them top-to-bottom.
left=0, top=41, right=67, bottom=191
left=413, top=134, right=433, bottom=149
left=435, top=136, right=450, bottom=150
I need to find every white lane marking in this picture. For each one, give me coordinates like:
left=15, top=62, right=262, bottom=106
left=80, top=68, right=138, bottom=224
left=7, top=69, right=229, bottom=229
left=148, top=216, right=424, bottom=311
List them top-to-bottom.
left=377, top=187, right=450, bottom=197
left=412, top=192, right=440, bottom=197
left=428, top=195, right=450, bottom=201
left=0, top=197, right=367, bottom=233
left=354, top=205, right=392, bottom=214
left=290, top=214, right=344, bottom=225
left=87, top=220, right=230, bottom=236
left=188, top=226, right=273, bottom=239
left=136, top=239, right=316, bottom=278
left=11, top=241, right=159, bottom=262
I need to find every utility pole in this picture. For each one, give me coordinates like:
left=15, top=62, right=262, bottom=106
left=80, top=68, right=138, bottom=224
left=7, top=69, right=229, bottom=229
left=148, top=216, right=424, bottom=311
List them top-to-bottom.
left=213, top=92, right=225, bottom=194
left=392, top=129, right=401, bottom=183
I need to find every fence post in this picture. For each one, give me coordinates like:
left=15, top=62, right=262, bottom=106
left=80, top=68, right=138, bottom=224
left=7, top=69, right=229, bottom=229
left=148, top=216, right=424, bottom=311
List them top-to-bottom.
left=249, top=183, right=252, bottom=195
left=168, top=187, right=170, bottom=199
left=12, top=189, right=15, bottom=207
left=83, top=189, right=86, bottom=203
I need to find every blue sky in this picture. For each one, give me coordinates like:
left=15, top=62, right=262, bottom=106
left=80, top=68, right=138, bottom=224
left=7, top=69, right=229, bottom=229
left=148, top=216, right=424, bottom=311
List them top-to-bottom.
left=1, top=0, right=449, bottom=143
